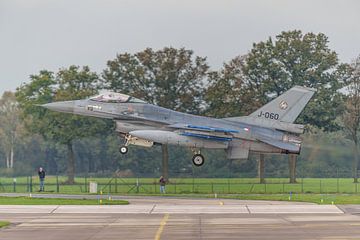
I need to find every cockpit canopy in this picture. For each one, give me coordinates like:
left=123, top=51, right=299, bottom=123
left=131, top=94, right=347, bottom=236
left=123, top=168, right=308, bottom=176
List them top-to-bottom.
left=89, top=92, right=146, bottom=103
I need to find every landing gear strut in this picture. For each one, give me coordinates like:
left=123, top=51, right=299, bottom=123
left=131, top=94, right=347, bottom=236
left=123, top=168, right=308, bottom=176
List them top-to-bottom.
left=119, top=134, right=131, bottom=155
left=191, top=149, right=205, bottom=166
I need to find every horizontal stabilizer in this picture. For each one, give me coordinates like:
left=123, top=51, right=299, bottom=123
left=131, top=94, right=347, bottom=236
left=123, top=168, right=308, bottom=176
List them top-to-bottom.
left=258, top=138, right=300, bottom=153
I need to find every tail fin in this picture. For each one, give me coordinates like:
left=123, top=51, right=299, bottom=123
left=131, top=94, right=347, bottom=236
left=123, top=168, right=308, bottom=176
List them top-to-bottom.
left=249, top=86, right=316, bottom=123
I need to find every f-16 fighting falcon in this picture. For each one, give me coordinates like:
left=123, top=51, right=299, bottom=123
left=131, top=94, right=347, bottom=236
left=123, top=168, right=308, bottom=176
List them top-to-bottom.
left=42, top=86, right=315, bottom=166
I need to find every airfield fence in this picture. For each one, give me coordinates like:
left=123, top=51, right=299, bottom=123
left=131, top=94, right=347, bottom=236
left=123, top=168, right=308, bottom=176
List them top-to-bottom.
left=1, top=172, right=360, bottom=194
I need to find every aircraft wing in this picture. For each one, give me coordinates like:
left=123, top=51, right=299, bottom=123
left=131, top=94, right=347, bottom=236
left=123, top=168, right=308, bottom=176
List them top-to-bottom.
left=167, top=123, right=237, bottom=142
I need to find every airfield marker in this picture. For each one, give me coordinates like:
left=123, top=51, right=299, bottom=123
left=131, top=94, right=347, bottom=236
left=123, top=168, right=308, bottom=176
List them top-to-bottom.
left=154, top=213, right=169, bottom=240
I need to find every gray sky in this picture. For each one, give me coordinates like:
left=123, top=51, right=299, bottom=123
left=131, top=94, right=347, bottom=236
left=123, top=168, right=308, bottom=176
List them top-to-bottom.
left=1, top=0, right=359, bottom=95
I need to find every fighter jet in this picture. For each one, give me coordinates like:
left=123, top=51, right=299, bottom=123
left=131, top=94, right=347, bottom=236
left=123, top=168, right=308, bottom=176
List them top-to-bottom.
left=42, top=85, right=315, bottom=166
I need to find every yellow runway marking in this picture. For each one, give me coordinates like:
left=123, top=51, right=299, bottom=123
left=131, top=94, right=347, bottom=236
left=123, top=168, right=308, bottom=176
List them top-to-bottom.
left=154, top=213, right=169, bottom=240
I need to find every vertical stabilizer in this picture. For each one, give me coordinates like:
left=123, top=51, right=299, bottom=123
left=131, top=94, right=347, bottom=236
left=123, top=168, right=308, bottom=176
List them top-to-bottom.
left=249, top=86, right=316, bottom=123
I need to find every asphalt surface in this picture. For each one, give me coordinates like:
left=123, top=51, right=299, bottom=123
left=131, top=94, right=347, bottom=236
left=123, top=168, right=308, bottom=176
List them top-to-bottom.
left=1, top=194, right=360, bottom=240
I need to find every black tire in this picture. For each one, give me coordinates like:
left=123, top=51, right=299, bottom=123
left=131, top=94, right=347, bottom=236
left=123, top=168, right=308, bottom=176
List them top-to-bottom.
left=119, top=146, right=128, bottom=154
left=192, top=154, right=205, bottom=166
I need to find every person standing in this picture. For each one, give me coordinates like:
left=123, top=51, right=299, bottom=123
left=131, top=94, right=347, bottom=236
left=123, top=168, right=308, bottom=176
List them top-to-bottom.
left=38, top=167, right=46, bottom=192
left=159, top=176, right=166, bottom=194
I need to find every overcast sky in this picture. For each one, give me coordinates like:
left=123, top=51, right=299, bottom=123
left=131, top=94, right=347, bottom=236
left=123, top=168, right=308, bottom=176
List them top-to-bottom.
left=1, top=0, right=359, bottom=95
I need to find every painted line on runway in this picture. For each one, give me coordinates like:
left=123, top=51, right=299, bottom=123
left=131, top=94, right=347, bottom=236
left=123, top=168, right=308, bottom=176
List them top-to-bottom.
left=149, top=204, right=156, bottom=214
left=245, top=205, right=251, bottom=214
left=50, top=206, right=60, bottom=214
left=154, top=213, right=169, bottom=240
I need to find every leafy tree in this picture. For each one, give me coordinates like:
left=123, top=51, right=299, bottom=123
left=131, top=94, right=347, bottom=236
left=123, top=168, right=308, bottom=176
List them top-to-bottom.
left=244, top=30, right=345, bottom=131
left=102, top=47, right=209, bottom=180
left=205, top=55, right=259, bottom=118
left=342, top=55, right=360, bottom=182
left=16, top=66, right=110, bottom=183
left=0, top=92, right=25, bottom=168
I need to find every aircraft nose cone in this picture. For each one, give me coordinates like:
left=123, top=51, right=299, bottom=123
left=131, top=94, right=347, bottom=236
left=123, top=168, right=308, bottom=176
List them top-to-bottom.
left=41, top=101, right=75, bottom=113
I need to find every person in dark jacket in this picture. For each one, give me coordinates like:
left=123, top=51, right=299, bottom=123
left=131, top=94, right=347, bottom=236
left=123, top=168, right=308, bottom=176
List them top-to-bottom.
left=38, top=167, right=46, bottom=192
left=159, top=176, right=166, bottom=194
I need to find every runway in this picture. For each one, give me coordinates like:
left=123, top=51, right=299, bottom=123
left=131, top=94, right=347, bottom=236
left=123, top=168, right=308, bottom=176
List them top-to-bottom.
left=1, top=195, right=360, bottom=240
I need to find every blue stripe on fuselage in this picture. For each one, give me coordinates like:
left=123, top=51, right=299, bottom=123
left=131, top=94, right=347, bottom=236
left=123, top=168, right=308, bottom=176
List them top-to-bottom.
left=186, top=125, right=239, bottom=133
left=180, top=132, right=233, bottom=141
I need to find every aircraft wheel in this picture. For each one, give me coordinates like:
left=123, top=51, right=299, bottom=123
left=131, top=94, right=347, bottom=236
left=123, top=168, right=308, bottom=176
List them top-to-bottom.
left=119, top=146, right=128, bottom=154
left=192, top=154, right=205, bottom=166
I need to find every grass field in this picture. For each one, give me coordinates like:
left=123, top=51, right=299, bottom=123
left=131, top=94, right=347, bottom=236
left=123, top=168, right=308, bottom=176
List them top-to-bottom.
left=1, top=176, right=360, bottom=194
left=130, top=193, right=360, bottom=204
left=219, top=193, right=360, bottom=204
left=0, top=194, right=358, bottom=204
left=0, top=196, right=128, bottom=205
left=0, top=221, right=10, bottom=228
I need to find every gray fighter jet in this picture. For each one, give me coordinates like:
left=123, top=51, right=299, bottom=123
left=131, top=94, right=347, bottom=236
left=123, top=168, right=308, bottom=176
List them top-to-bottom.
left=42, top=86, right=315, bottom=166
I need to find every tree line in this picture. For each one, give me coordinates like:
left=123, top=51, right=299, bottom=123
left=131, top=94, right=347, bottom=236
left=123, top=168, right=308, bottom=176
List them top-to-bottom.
left=1, top=30, right=360, bottom=183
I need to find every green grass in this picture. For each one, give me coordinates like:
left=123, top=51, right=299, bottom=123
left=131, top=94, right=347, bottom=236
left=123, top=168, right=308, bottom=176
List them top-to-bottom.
left=1, top=176, right=360, bottom=194
left=1, top=193, right=360, bottom=205
left=117, top=193, right=360, bottom=204
left=218, top=193, right=360, bottom=204
left=0, top=196, right=128, bottom=205
left=0, top=221, right=10, bottom=228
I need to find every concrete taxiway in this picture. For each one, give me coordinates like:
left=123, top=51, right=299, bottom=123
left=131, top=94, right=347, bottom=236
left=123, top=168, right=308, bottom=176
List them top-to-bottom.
left=0, top=195, right=360, bottom=240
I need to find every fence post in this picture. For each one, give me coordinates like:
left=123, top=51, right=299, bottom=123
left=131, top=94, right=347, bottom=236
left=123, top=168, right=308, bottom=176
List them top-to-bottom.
left=336, top=169, right=339, bottom=193
left=301, top=170, right=304, bottom=193
left=56, top=175, right=59, bottom=193
left=115, top=175, right=118, bottom=193
left=26, top=176, right=29, bottom=192
left=30, top=176, right=33, bottom=193
left=84, top=176, right=87, bottom=193
left=13, top=178, right=16, bottom=193
left=136, top=178, right=139, bottom=193
left=192, top=178, right=195, bottom=193
left=228, top=179, right=230, bottom=193
left=319, top=180, right=322, bottom=194
left=174, top=181, right=177, bottom=194
left=211, top=182, right=214, bottom=194
left=356, top=182, right=358, bottom=194
left=264, top=183, right=267, bottom=193
left=282, top=183, right=285, bottom=194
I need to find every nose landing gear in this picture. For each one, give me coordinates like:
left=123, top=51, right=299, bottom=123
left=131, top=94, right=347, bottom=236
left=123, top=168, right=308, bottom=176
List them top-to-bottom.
left=191, top=149, right=205, bottom=167
left=192, top=154, right=205, bottom=166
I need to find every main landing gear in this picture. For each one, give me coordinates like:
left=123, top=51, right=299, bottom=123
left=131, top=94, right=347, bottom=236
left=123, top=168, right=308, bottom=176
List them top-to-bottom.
left=119, top=134, right=131, bottom=155
left=191, top=149, right=205, bottom=167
